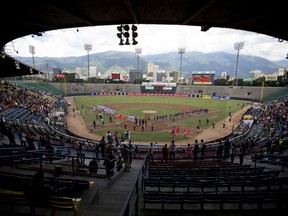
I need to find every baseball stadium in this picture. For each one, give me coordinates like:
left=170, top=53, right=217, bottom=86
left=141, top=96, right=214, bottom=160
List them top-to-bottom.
left=1, top=1, right=288, bottom=216
left=1, top=79, right=287, bottom=216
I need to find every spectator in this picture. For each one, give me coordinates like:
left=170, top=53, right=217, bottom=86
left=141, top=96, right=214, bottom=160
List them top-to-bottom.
left=20, top=131, right=27, bottom=147
left=99, top=136, right=107, bottom=159
left=266, top=138, right=272, bottom=154
left=200, top=139, right=206, bottom=160
left=224, top=139, right=231, bottom=158
left=169, top=140, right=176, bottom=160
left=193, top=140, right=199, bottom=160
left=216, top=140, right=224, bottom=159
left=45, top=142, right=54, bottom=163
left=147, top=142, right=154, bottom=161
left=77, top=143, right=86, bottom=164
left=94, top=143, right=100, bottom=162
left=186, top=143, right=192, bottom=159
left=239, top=143, right=246, bottom=165
left=121, top=144, right=130, bottom=172
left=161, top=144, right=169, bottom=162
left=230, top=144, right=237, bottom=164
left=129, top=146, right=133, bottom=169
left=103, top=150, right=116, bottom=179
left=89, top=157, right=98, bottom=174
left=25, top=171, right=50, bottom=211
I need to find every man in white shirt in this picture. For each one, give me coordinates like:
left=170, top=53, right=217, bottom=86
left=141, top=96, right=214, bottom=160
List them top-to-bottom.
left=169, top=140, right=176, bottom=160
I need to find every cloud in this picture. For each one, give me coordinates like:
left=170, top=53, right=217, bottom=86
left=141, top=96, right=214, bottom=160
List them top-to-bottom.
left=7, top=24, right=288, bottom=61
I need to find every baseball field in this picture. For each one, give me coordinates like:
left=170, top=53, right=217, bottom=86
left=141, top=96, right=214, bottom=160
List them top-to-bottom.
left=71, top=95, right=248, bottom=143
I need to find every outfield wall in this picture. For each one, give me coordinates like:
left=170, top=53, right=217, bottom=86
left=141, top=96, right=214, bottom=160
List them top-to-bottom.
left=48, top=83, right=284, bottom=101
left=176, top=85, right=283, bottom=101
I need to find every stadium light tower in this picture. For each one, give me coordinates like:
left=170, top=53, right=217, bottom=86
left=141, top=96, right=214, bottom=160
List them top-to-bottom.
left=234, top=42, right=244, bottom=86
left=84, top=44, right=92, bottom=78
left=29, top=45, right=35, bottom=68
left=135, top=48, right=142, bottom=83
left=178, top=48, right=185, bottom=84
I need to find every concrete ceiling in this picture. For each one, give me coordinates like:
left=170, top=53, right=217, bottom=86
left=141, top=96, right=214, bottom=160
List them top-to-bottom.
left=1, top=0, right=287, bottom=78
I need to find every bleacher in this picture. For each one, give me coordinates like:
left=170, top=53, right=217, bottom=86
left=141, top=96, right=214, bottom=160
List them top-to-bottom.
left=22, top=82, right=64, bottom=95
left=262, top=88, right=288, bottom=102
left=142, top=160, right=288, bottom=213
left=0, top=171, right=90, bottom=215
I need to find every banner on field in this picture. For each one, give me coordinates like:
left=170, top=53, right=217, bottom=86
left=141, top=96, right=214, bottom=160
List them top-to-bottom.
left=201, top=95, right=212, bottom=99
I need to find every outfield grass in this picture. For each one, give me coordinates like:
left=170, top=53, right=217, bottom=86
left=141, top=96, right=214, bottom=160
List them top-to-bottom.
left=72, top=95, right=248, bottom=143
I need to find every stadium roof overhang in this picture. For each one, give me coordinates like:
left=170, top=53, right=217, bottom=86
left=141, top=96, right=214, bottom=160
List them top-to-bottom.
left=1, top=0, right=287, bottom=78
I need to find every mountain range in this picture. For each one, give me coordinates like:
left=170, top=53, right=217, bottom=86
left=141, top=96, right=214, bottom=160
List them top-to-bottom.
left=15, top=51, right=288, bottom=79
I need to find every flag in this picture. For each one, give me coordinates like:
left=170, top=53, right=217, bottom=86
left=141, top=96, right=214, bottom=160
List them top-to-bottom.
left=115, top=113, right=126, bottom=119
left=175, top=125, right=180, bottom=136
left=185, top=126, right=191, bottom=137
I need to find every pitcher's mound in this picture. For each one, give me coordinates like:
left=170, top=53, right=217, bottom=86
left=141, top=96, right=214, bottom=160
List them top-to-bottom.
left=142, top=110, right=158, bottom=114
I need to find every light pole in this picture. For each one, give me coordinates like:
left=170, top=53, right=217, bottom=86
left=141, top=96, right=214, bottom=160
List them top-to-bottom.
left=234, top=42, right=244, bottom=86
left=84, top=44, right=92, bottom=78
left=29, top=45, right=35, bottom=68
left=29, top=45, right=36, bottom=79
left=135, top=48, right=142, bottom=84
left=178, top=48, right=185, bottom=84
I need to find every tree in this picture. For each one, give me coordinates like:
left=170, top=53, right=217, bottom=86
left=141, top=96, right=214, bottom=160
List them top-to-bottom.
left=214, top=78, right=228, bottom=86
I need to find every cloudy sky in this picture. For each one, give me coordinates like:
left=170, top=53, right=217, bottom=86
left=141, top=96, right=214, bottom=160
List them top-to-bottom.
left=6, top=24, right=288, bottom=61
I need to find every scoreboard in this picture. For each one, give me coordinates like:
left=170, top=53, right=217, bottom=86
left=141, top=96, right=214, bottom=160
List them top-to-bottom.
left=192, top=71, right=215, bottom=85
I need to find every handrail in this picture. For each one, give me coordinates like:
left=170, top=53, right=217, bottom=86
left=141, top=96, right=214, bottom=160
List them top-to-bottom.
left=1, top=149, right=107, bottom=178
left=118, top=155, right=148, bottom=216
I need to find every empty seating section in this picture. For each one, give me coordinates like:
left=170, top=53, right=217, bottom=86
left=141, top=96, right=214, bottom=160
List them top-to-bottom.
left=23, top=82, right=64, bottom=95
left=48, top=83, right=285, bottom=102
left=262, top=88, right=288, bottom=102
left=3, top=107, right=46, bottom=126
left=254, top=154, right=288, bottom=166
left=142, top=160, right=288, bottom=211
left=0, top=171, right=89, bottom=215
left=0, top=171, right=91, bottom=196
left=0, top=189, right=81, bottom=216
left=0, top=189, right=30, bottom=213
left=143, top=191, right=288, bottom=211
left=49, top=196, right=81, bottom=216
